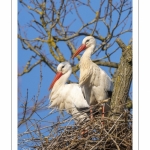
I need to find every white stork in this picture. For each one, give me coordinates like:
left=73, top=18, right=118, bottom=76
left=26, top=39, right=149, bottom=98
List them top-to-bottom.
left=72, top=36, right=113, bottom=119
left=48, top=61, right=91, bottom=124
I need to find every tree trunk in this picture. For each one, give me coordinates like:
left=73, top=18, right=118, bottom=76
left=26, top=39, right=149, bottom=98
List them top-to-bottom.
left=109, top=38, right=132, bottom=117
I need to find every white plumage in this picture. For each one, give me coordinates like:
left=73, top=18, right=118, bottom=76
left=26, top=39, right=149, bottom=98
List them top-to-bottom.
left=72, top=36, right=113, bottom=111
left=49, top=62, right=90, bottom=123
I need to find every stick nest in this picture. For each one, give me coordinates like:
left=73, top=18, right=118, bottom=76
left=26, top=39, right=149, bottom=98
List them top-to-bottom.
left=34, top=107, right=132, bottom=150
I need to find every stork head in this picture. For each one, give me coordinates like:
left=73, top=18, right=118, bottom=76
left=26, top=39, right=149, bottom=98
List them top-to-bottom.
left=72, top=36, right=96, bottom=58
left=57, top=61, right=72, bottom=74
left=49, top=62, right=72, bottom=90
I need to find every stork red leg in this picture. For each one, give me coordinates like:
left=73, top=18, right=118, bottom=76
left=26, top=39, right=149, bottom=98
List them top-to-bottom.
left=102, top=105, right=105, bottom=125
left=90, top=106, right=94, bottom=121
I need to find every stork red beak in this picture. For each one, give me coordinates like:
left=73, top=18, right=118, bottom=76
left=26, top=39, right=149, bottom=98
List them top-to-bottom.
left=72, top=44, right=87, bottom=58
left=48, top=72, right=63, bottom=90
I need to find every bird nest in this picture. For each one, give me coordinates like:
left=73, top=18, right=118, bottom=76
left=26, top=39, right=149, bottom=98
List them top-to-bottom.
left=32, top=106, right=132, bottom=150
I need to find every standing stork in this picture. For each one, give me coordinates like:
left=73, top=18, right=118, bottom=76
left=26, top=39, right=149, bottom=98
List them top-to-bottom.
left=72, top=36, right=113, bottom=121
left=49, top=62, right=91, bottom=124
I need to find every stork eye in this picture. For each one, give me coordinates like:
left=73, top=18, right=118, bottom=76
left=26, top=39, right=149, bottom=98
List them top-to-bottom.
left=86, top=39, right=90, bottom=44
left=62, top=66, right=65, bottom=69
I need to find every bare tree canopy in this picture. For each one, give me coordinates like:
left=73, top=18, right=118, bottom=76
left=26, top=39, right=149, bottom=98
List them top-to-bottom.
left=18, top=0, right=132, bottom=149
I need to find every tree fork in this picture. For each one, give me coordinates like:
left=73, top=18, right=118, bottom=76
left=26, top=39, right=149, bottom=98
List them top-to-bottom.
left=109, top=38, right=132, bottom=117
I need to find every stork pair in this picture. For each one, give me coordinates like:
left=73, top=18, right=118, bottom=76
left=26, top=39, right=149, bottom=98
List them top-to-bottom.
left=49, top=36, right=113, bottom=126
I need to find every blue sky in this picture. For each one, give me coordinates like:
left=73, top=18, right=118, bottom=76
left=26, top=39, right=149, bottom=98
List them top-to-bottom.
left=18, top=0, right=132, bottom=149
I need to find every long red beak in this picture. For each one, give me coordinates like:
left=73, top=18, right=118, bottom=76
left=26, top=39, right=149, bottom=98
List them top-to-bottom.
left=72, top=44, right=87, bottom=59
left=48, top=72, right=63, bottom=90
